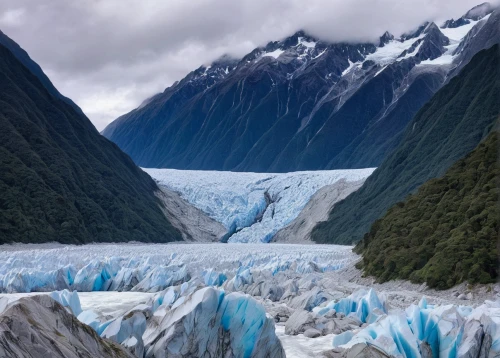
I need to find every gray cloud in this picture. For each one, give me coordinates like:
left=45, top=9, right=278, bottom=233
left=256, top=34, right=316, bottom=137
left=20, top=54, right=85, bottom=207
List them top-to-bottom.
left=0, top=0, right=493, bottom=130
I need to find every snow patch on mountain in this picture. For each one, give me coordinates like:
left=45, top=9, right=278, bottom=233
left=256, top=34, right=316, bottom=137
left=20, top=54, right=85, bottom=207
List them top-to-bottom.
left=419, top=14, right=492, bottom=67
left=366, top=35, right=424, bottom=65
left=298, top=37, right=317, bottom=48
left=262, top=48, right=285, bottom=59
left=145, top=168, right=375, bottom=243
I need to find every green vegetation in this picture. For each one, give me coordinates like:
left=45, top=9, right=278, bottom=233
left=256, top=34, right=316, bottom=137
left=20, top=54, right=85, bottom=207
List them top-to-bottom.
left=0, top=42, right=181, bottom=244
left=312, top=44, right=500, bottom=245
left=355, top=131, right=499, bottom=289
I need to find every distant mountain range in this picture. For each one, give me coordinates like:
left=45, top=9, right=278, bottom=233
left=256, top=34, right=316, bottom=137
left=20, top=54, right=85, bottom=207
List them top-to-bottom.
left=103, top=3, right=498, bottom=173
left=0, top=33, right=183, bottom=244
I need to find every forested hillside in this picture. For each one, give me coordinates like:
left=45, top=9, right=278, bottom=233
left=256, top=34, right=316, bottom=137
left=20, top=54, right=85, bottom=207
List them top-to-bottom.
left=0, top=41, right=181, bottom=244
left=312, top=44, right=500, bottom=245
left=355, top=131, right=499, bottom=289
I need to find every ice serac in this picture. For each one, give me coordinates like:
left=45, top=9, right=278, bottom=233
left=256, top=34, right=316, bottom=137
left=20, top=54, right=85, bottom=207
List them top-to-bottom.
left=145, top=168, right=375, bottom=243
left=0, top=243, right=356, bottom=293
left=143, top=287, right=286, bottom=358
left=49, top=289, right=82, bottom=316
left=324, top=289, right=386, bottom=323
left=333, top=294, right=500, bottom=358
left=0, top=295, right=133, bottom=358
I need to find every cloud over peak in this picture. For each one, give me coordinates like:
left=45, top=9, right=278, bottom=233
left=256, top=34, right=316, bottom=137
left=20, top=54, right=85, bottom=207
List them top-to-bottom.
left=0, top=0, right=491, bottom=130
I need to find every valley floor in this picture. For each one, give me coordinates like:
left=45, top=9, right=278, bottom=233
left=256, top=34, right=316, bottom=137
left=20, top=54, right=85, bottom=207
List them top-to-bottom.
left=1, top=243, right=498, bottom=357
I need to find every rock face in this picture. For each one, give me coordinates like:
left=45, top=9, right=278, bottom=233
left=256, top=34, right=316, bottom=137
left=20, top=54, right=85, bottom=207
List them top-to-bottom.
left=272, top=179, right=366, bottom=243
left=156, top=188, right=226, bottom=242
left=143, top=287, right=286, bottom=358
left=0, top=295, right=133, bottom=358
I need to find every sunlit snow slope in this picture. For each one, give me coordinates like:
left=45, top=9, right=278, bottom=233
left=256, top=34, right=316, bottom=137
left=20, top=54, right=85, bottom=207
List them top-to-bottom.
left=145, top=168, right=375, bottom=243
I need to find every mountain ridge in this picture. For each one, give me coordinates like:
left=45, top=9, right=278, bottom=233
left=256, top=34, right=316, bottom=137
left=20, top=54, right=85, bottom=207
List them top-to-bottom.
left=102, top=4, right=498, bottom=173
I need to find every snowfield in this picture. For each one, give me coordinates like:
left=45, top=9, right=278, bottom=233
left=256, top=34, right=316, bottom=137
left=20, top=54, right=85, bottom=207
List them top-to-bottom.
left=144, top=168, right=375, bottom=243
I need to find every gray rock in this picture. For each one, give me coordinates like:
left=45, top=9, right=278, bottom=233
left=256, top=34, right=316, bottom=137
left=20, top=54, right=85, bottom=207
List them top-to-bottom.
left=272, top=180, right=367, bottom=243
left=157, top=188, right=226, bottom=242
left=458, top=294, right=467, bottom=300
left=0, top=295, right=133, bottom=358
left=324, top=309, right=337, bottom=319
left=285, top=310, right=316, bottom=335
left=458, top=319, right=483, bottom=358
left=304, top=328, right=322, bottom=338
left=479, top=332, right=492, bottom=358
left=323, top=343, right=391, bottom=358
left=344, top=344, right=391, bottom=358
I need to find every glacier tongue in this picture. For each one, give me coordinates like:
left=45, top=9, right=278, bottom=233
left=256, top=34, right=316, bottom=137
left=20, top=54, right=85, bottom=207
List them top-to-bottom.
left=144, top=168, right=375, bottom=243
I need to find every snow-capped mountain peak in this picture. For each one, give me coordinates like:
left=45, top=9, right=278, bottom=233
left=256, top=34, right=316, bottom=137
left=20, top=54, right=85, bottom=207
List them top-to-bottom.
left=464, top=1, right=495, bottom=20
left=103, top=3, right=500, bottom=173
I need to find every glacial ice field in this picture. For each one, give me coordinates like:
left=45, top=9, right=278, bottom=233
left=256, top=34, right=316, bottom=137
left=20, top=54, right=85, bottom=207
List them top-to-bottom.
left=144, top=168, right=375, bottom=243
left=0, top=243, right=355, bottom=293
left=1, top=243, right=499, bottom=357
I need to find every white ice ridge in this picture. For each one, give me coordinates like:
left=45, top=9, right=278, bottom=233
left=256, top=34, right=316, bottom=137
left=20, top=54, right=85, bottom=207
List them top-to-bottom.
left=144, top=168, right=375, bottom=243
left=0, top=243, right=355, bottom=293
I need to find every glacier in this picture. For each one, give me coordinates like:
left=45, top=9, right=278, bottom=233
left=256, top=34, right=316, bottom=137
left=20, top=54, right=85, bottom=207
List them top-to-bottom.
left=144, top=168, right=375, bottom=243
left=0, top=243, right=355, bottom=293
left=1, top=243, right=499, bottom=357
left=3, top=286, right=499, bottom=358
left=330, top=292, right=500, bottom=358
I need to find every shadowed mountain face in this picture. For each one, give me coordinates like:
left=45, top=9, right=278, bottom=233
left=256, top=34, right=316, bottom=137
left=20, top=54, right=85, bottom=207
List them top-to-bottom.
left=103, top=5, right=497, bottom=173
left=0, top=36, right=182, bottom=244
left=311, top=44, right=500, bottom=245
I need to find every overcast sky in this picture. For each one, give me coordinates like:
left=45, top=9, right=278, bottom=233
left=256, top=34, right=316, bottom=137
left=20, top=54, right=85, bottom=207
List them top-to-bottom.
left=0, top=0, right=493, bottom=131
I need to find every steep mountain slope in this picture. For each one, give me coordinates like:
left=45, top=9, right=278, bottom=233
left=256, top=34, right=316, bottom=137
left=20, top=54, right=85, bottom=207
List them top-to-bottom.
left=103, top=4, right=497, bottom=173
left=0, top=30, right=81, bottom=114
left=0, top=38, right=182, bottom=244
left=312, top=44, right=500, bottom=244
left=355, top=131, right=499, bottom=289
